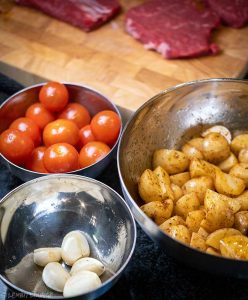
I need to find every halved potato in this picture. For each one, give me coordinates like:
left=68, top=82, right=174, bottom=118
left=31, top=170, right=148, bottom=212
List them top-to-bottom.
left=201, top=126, right=231, bottom=143
left=202, top=133, right=230, bottom=164
left=231, top=134, right=248, bottom=155
left=187, top=137, right=204, bottom=152
left=182, top=143, right=203, bottom=160
left=153, top=149, right=189, bottom=175
left=238, top=149, right=248, bottom=163
left=218, top=152, right=238, bottom=173
left=189, top=159, right=216, bottom=179
left=230, top=163, right=248, bottom=187
left=153, top=166, right=174, bottom=200
left=214, top=168, right=245, bottom=197
left=138, top=169, right=163, bottom=203
left=170, top=172, right=190, bottom=187
left=182, top=176, right=214, bottom=204
left=171, top=184, right=183, bottom=201
left=201, top=190, right=234, bottom=232
left=235, top=190, right=248, bottom=210
left=175, top=192, right=200, bottom=219
left=140, top=199, right=173, bottom=225
left=186, top=210, right=206, bottom=232
left=234, top=211, right=248, bottom=235
left=159, top=216, right=185, bottom=234
left=168, top=225, right=191, bottom=245
left=198, top=227, right=209, bottom=239
left=206, top=228, right=242, bottom=250
left=190, top=232, right=207, bottom=251
left=220, top=235, right=248, bottom=260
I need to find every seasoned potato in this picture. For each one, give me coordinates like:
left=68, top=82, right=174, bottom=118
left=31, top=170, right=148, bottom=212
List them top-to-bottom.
left=201, top=125, right=231, bottom=144
left=202, top=133, right=230, bottom=164
left=231, top=134, right=248, bottom=155
left=187, top=137, right=204, bottom=152
left=182, top=143, right=203, bottom=160
left=153, top=149, right=189, bottom=175
left=238, top=149, right=248, bottom=163
left=218, top=152, right=238, bottom=173
left=189, top=159, right=216, bottom=179
left=230, top=163, right=248, bottom=187
left=153, top=166, right=174, bottom=200
left=214, top=168, right=245, bottom=196
left=138, top=169, right=163, bottom=203
left=170, top=172, right=190, bottom=187
left=182, top=176, right=214, bottom=204
left=171, top=184, right=183, bottom=201
left=201, top=190, right=234, bottom=232
left=235, top=190, right=248, bottom=210
left=175, top=192, right=200, bottom=219
left=140, top=199, right=173, bottom=225
left=186, top=210, right=206, bottom=232
left=234, top=211, right=248, bottom=235
left=159, top=216, right=185, bottom=234
left=168, top=225, right=191, bottom=244
left=198, top=227, right=209, bottom=239
left=206, top=228, right=241, bottom=250
left=190, top=232, right=207, bottom=251
left=220, top=235, right=248, bottom=260
left=206, top=247, right=220, bottom=256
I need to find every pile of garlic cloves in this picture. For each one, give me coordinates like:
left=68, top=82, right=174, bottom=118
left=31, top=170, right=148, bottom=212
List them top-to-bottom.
left=33, top=230, right=105, bottom=297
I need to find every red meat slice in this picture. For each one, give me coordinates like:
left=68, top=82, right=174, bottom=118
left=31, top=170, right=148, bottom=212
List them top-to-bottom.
left=15, top=0, right=121, bottom=32
left=125, top=0, right=221, bottom=59
left=205, top=0, right=248, bottom=28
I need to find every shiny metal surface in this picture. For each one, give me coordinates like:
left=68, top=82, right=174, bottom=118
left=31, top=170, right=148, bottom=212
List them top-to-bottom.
left=118, top=78, right=248, bottom=278
left=0, top=83, right=122, bottom=182
left=0, top=175, right=136, bottom=299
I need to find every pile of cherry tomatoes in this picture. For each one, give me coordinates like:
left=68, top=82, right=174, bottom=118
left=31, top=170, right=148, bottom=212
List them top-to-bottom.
left=0, top=82, right=121, bottom=173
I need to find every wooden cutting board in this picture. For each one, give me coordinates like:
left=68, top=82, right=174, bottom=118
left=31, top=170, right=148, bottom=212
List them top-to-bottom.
left=0, top=1, right=248, bottom=111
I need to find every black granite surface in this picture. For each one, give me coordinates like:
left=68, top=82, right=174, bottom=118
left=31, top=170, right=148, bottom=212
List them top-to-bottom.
left=1, top=74, right=248, bottom=300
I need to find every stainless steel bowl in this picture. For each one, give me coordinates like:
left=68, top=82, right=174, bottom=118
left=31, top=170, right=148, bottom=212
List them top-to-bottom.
left=118, top=78, right=248, bottom=278
left=0, top=83, right=122, bottom=181
left=0, top=174, right=136, bottom=299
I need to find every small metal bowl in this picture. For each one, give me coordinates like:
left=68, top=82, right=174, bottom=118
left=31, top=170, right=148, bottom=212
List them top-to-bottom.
left=118, top=78, right=248, bottom=278
left=0, top=83, right=122, bottom=182
left=0, top=174, right=136, bottom=299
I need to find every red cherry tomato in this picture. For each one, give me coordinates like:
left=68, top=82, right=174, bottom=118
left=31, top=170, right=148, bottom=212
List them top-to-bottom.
left=39, top=82, right=69, bottom=112
left=25, top=103, right=55, bottom=129
left=58, top=103, right=91, bottom=128
left=90, top=110, right=121, bottom=145
left=9, top=117, right=41, bottom=147
left=43, top=119, right=79, bottom=147
left=78, top=125, right=96, bottom=149
left=0, top=129, right=34, bottom=165
left=79, top=141, right=110, bottom=168
left=43, top=143, right=79, bottom=173
left=25, top=146, right=48, bottom=173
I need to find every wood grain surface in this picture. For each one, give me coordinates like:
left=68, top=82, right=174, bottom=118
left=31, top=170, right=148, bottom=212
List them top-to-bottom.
left=0, top=1, right=248, bottom=111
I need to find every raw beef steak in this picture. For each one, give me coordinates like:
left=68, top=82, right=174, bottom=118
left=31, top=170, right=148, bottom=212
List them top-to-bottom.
left=15, top=0, right=121, bottom=31
left=125, top=0, right=220, bottom=59
left=205, top=0, right=248, bottom=28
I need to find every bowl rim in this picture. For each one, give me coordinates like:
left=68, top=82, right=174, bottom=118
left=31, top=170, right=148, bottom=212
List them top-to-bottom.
left=117, top=77, right=248, bottom=263
left=0, top=82, right=123, bottom=176
left=0, top=174, right=137, bottom=299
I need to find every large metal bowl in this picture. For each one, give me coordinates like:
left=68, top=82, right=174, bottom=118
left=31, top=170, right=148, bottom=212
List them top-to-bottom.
left=117, top=78, right=248, bottom=278
left=0, top=83, right=122, bottom=182
left=0, top=175, right=136, bottom=299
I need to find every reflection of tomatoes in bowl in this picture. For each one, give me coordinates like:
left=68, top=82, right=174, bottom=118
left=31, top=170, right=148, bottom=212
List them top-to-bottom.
left=0, top=82, right=122, bottom=182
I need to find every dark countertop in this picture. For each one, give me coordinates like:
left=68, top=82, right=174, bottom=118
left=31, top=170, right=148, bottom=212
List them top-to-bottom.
left=1, top=74, right=248, bottom=300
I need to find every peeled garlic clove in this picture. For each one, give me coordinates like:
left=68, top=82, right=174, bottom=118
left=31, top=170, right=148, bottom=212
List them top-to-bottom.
left=201, top=125, right=232, bottom=143
left=61, top=231, right=90, bottom=266
left=33, top=248, right=61, bottom=267
left=70, top=257, right=105, bottom=276
left=42, top=262, right=70, bottom=292
left=63, top=271, right=101, bottom=298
